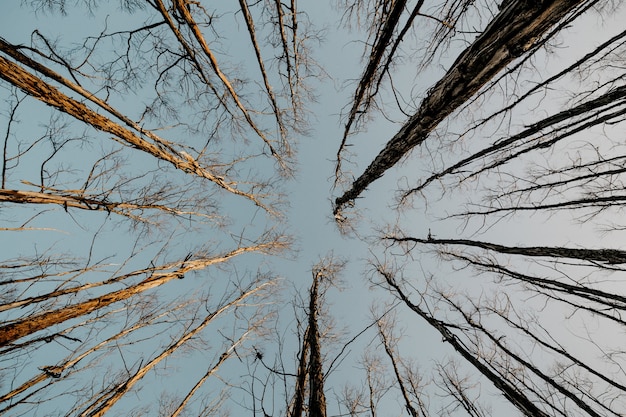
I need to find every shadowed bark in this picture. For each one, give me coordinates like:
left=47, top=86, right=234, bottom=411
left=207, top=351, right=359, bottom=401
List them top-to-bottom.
left=334, top=0, right=587, bottom=217
left=336, top=0, right=416, bottom=179
left=400, top=84, right=626, bottom=199
left=386, top=235, right=626, bottom=264
left=0, top=242, right=280, bottom=347
left=377, top=264, right=552, bottom=417
left=307, top=268, right=327, bottom=417
left=289, top=325, right=309, bottom=417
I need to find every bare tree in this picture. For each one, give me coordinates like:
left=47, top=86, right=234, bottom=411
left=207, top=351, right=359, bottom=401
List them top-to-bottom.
left=6, top=0, right=626, bottom=416
left=329, top=0, right=626, bottom=415
left=334, top=0, right=596, bottom=217
left=0, top=1, right=313, bottom=415
left=243, top=257, right=345, bottom=417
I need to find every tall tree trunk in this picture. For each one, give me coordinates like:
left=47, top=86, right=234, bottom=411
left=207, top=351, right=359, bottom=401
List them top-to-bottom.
left=335, top=0, right=587, bottom=215
left=0, top=244, right=273, bottom=346
left=307, top=269, right=327, bottom=417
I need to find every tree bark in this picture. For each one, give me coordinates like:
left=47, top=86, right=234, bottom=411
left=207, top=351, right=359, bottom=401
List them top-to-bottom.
left=335, top=0, right=586, bottom=215
left=0, top=244, right=274, bottom=346
left=307, top=270, right=327, bottom=417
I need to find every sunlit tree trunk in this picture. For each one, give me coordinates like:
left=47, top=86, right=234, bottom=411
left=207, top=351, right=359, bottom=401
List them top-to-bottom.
left=0, top=243, right=278, bottom=347
left=77, top=282, right=271, bottom=417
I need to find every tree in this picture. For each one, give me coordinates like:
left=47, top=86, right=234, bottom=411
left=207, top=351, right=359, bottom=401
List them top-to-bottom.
left=3, top=0, right=626, bottom=416
left=331, top=0, right=626, bottom=415
left=333, top=0, right=595, bottom=215
left=0, top=1, right=308, bottom=415
left=241, top=257, right=344, bottom=417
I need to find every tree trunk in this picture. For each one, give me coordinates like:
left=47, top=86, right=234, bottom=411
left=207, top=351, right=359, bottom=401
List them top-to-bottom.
left=335, top=0, right=586, bottom=215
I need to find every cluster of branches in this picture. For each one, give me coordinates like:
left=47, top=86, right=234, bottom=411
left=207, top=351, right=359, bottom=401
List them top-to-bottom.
left=5, top=0, right=626, bottom=415
left=331, top=0, right=626, bottom=415
left=333, top=0, right=596, bottom=215
left=335, top=0, right=476, bottom=182
left=0, top=1, right=316, bottom=415
left=374, top=234, right=626, bottom=416
left=241, top=258, right=343, bottom=417
left=244, top=258, right=442, bottom=417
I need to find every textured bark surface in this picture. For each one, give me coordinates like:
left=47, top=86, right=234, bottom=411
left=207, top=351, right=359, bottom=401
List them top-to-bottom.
left=335, top=0, right=586, bottom=214
left=336, top=0, right=413, bottom=171
left=0, top=55, right=271, bottom=212
left=388, top=236, right=626, bottom=264
left=0, top=245, right=272, bottom=346
left=307, top=271, right=327, bottom=417
left=0, top=278, right=165, bottom=347
left=289, top=326, right=309, bottom=417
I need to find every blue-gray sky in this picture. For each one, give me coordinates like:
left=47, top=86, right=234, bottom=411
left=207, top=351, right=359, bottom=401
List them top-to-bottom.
left=2, top=1, right=626, bottom=416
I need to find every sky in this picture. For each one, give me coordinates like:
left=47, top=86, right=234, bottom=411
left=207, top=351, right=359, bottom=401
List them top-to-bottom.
left=2, top=1, right=626, bottom=416
left=0, top=2, right=414, bottom=414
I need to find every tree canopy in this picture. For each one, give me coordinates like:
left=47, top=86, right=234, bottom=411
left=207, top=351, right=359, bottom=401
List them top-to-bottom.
left=2, top=1, right=626, bottom=416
